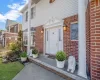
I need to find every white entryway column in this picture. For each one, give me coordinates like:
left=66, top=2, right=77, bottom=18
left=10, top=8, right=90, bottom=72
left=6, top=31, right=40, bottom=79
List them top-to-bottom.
left=27, top=0, right=31, bottom=55
left=78, top=0, right=87, bottom=78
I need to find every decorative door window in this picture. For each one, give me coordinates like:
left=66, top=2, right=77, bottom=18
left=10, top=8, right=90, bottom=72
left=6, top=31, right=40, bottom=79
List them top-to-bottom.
left=47, top=31, right=48, bottom=41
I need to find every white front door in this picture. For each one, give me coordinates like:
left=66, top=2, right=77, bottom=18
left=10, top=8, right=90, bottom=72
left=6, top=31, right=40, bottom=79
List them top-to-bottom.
left=46, top=27, right=63, bottom=55
left=49, top=28, right=58, bottom=54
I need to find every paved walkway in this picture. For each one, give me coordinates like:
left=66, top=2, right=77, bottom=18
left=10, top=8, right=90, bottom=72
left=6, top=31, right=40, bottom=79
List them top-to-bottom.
left=13, top=63, right=66, bottom=80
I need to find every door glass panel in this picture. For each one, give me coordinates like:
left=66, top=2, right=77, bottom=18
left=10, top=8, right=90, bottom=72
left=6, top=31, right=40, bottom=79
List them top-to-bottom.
left=58, top=29, right=61, bottom=41
left=47, top=31, right=48, bottom=41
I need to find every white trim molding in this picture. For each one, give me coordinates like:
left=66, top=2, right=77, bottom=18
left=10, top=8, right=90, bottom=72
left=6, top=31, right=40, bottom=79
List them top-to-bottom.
left=43, top=17, right=64, bottom=55
left=44, top=17, right=64, bottom=29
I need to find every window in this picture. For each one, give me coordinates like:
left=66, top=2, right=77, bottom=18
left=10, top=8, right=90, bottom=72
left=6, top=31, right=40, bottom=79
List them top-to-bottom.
left=31, top=7, right=36, bottom=19
left=26, top=11, right=28, bottom=21
left=70, top=23, right=78, bottom=40
left=58, top=29, right=61, bottom=41
left=23, top=32, right=28, bottom=45
left=31, top=32, right=35, bottom=46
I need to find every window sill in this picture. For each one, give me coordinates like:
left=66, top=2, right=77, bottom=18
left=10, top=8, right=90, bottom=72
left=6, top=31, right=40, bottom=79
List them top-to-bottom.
left=71, top=40, right=78, bottom=41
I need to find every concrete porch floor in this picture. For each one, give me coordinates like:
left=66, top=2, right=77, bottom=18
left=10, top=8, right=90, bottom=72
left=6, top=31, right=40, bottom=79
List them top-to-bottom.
left=29, top=55, right=89, bottom=80
left=13, top=63, right=66, bottom=80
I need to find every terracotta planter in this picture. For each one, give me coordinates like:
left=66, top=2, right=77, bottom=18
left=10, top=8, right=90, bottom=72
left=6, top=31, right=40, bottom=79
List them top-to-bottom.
left=33, top=54, right=38, bottom=58
left=21, top=57, right=27, bottom=62
left=56, top=59, right=65, bottom=68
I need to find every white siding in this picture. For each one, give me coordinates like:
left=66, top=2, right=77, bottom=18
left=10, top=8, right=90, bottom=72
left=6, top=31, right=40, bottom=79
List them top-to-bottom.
left=22, top=0, right=78, bottom=30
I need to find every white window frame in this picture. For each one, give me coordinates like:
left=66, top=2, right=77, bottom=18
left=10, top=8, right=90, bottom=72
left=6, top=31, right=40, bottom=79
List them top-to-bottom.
left=70, top=22, right=78, bottom=41
left=31, top=32, right=35, bottom=46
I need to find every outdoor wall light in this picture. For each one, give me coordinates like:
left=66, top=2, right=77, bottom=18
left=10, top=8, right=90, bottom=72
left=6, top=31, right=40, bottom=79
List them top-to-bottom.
left=63, top=24, right=68, bottom=31
left=41, top=28, right=44, bottom=34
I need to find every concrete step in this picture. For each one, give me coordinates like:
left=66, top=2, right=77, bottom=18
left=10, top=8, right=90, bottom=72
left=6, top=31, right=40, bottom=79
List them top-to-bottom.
left=28, top=56, right=88, bottom=80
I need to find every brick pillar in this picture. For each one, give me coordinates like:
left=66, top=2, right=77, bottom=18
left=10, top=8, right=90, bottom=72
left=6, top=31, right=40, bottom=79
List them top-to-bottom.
left=90, top=0, right=100, bottom=80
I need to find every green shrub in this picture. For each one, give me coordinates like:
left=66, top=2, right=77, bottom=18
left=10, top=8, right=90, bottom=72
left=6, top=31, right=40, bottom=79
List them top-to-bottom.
left=9, top=43, right=19, bottom=52
left=32, top=48, right=38, bottom=55
left=56, top=51, right=66, bottom=61
left=20, top=52, right=27, bottom=57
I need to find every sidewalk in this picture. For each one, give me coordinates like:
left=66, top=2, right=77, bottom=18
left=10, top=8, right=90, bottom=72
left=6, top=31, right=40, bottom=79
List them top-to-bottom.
left=13, top=63, right=66, bottom=80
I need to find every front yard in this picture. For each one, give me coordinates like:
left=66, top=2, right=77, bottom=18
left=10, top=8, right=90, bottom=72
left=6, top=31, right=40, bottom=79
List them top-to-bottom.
left=0, top=58, right=24, bottom=80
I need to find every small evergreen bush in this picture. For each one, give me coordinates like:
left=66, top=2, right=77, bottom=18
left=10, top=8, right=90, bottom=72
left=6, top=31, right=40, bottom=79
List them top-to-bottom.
left=56, top=51, right=66, bottom=61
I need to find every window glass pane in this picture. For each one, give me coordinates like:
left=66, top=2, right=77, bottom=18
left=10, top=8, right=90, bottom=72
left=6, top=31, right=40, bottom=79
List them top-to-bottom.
left=31, top=7, right=33, bottom=19
left=31, top=7, right=36, bottom=19
left=26, top=12, right=28, bottom=21
left=70, top=23, right=78, bottom=40
left=59, top=29, right=61, bottom=41
left=23, top=32, right=28, bottom=45
left=31, top=35, right=33, bottom=45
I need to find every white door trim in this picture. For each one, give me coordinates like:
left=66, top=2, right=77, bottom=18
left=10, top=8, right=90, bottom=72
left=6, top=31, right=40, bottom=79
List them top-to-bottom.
left=43, top=17, right=64, bottom=55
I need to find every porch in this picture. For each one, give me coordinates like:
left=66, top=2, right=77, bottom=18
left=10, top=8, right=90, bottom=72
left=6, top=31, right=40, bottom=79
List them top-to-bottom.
left=26, top=0, right=89, bottom=79
left=28, top=54, right=89, bottom=80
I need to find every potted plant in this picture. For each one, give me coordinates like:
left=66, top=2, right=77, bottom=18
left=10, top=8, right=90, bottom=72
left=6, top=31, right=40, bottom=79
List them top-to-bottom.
left=32, top=48, right=38, bottom=58
left=56, top=51, right=66, bottom=68
left=20, top=52, right=27, bottom=62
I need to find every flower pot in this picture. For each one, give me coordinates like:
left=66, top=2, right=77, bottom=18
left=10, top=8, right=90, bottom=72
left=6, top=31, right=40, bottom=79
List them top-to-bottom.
left=33, top=54, right=38, bottom=58
left=21, top=57, right=27, bottom=62
left=56, top=59, right=65, bottom=68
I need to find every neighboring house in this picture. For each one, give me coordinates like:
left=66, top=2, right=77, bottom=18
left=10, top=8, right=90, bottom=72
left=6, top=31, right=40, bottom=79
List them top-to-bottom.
left=20, top=0, right=100, bottom=80
left=2, top=19, right=22, bottom=47
left=0, top=31, right=3, bottom=47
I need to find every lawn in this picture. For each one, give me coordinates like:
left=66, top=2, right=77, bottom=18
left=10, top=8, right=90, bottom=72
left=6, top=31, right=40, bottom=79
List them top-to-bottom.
left=0, top=58, right=24, bottom=80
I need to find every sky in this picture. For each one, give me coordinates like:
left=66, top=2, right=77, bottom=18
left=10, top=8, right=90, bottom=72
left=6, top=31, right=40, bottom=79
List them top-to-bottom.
left=0, top=0, right=28, bottom=30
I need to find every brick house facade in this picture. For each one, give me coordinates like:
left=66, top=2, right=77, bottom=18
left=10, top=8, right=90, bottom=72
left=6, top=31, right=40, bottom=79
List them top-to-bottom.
left=21, top=0, right=100, bottom=80
left=32, top=1, right=100, bottom=80
left=2, top=20, right=22, bottom=47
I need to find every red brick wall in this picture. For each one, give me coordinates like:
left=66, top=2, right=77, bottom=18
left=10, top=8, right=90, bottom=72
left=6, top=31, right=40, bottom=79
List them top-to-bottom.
left=90, top=0, right=100, bottom=80
left=64, top=13, right=91, bottom=72
left=63, top=15, right=78, bottom=60
left=34, top=26, right=44, bottom=53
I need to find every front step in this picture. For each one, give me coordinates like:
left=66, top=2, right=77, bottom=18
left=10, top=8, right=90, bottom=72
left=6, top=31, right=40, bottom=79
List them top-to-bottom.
left=28, top=56, right=88, bottom=80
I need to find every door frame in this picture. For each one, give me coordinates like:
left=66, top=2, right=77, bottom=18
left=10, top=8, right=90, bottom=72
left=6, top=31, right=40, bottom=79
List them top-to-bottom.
left=43, top=17, right=64, bottom=55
